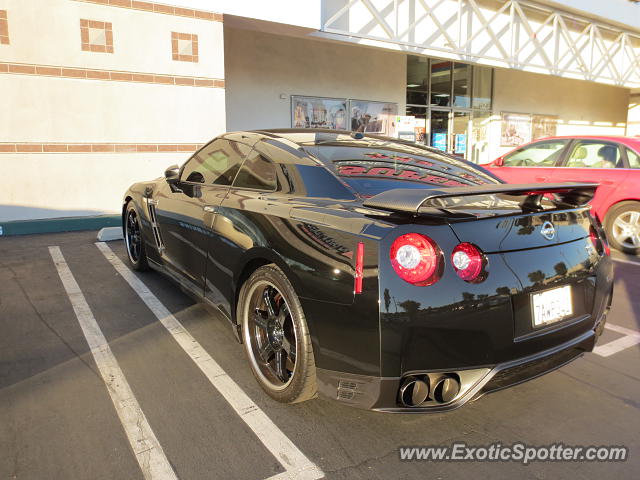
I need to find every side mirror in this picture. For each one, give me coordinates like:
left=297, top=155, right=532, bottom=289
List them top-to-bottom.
left=495, top=157, right=504, bottom=167
left=164, top=164, right=180, bottom=184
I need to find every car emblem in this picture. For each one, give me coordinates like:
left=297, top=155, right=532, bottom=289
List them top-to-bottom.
left=540, top=221, right=556, bottom=241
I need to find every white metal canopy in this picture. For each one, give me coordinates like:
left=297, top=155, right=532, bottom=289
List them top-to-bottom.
left=321, top=0, right=640, bottom=87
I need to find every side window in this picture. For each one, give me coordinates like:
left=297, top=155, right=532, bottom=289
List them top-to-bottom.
left=180, top=139, right=247, bottom=185
left=503, top=140, right=567, bottom=167
left=565, top=141, right=621, bottom=169
left=626, top=148, right=640, bottom=169
left=232, top=150, right=277, bottom=191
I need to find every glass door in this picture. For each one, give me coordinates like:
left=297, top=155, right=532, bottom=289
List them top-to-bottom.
left=406, top=106, right=428, bottom=145
left=430, top=110, right=449, bottom=152
left=452, top=111, right=471, bottom=159
left=471, top=111, right=492, bottom=164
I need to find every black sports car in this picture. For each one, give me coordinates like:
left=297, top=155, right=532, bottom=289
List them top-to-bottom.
left=122, top=129, right=613, bottom=412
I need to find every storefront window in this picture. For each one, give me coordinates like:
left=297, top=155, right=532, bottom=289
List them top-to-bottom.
left=406, top=55, right=429, bottom=105
left=403, top=56, right=494, bottom=162
left=430, top=60, right=451, bottom=107
left=453, top=63, right=472, bottom=108
left=472, top=65, right=492, bottom=110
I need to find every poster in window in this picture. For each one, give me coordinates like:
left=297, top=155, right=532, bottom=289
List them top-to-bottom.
left=291, top=96, right=347, bottom=130
left=350, top=100, right=398, bottom=136
left=500, top=112, right=532, bottom=147
left=531, top=114, right=558, bottom=140
left=395, top=115, right=416, bottom=142
left=432, top=132, right=447, bottom=151
left=455, top=134, right=467, bottom=154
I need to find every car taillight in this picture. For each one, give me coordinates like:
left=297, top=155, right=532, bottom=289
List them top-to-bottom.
left=592, top=217, right=611, bottom=256
left=589, top=226, right=608, bottom=256
left=390, top=233, right=442, bottom=286
left=354, top=241, right=364, bottom=294
left=451, top=243, right=485, bottom=282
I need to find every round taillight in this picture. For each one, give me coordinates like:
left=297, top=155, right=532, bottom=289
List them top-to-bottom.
left=390, top=233, right=442, bottom=286
left=451, top=243, right=484, bottom=282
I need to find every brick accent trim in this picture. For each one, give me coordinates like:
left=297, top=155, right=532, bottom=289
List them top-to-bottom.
left=73, top=0, right=222, bottom=22
left=0, top=10, right=9, bottom=45
left=80, top=19, right=114, bottom=53
left=171, top=32, right=198, bottom=62
left=0, top=62, right=224, bottom=88
left=0, top=143, right=204, bottom=153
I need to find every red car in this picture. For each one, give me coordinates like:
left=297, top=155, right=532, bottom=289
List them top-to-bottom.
left=482, top=136, right=640, bottom=254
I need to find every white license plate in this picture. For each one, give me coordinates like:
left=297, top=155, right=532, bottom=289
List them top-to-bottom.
left=532, top=285, right=573, bottom=327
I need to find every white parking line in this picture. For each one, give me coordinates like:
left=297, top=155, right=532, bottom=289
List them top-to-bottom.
left=95, top=242, right=324, bottom=480
left=48, top=246, right=177, bottom=480
left=594, top=323, right=640, bottom=357
left=604, top=323, right=640, bottom=338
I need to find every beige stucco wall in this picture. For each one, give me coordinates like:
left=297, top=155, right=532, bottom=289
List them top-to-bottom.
left=0, top=0, right=225, bottom=223
left=0, top=0, right=224, bottom=77
left=224, top=27, right=406, bottom=131
left=224, top=28, right=632, bottom=163
left=490, top=68, right=630, bottom=158
left=0, top=74, right=225, bottom=143
left=1, top=154, right=187, bottom=221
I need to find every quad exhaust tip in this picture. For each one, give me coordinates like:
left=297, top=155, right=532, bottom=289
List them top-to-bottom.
left=398, top=373, right=461, bottom=407
left=431, top=375, right=461, bottom=404
left=399, top=376, right=430, bottom=407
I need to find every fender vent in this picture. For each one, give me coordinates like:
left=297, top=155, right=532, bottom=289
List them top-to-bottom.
left=146, top=200, right=164, bottom=252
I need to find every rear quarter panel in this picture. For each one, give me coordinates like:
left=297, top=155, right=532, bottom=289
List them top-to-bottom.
left=214, top=190, right=388, bottom=376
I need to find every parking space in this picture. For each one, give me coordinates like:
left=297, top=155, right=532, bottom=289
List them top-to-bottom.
left=1, top=231, right=639, bottom=479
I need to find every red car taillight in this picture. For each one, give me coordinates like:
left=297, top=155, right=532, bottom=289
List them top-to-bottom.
left=592, top=217, right=611, bottom=256
left=589, top=226, right=609, bottom=256
left=390, top=233, right=442, bottom=286
left=354, top=241, right=364, bottom=294
left=451, top=243, right=485, bottom=282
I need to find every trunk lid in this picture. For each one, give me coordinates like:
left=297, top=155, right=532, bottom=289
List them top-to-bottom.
left=447, top=208, right=593, bottom=253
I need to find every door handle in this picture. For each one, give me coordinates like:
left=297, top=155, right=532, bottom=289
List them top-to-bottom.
left=534, top=176, right=547, bottom=182
left=203, top=205, right=217, bottom=213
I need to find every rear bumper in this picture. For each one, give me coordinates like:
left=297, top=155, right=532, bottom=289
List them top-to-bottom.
left=316, top=327, right=599, bottom=413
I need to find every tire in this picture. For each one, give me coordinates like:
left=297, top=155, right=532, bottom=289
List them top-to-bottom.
left=605, top=201, right=640, bottom=255
left=124, top=202, right=150, bottom=271
left=238, top=264, right=317, bottom=404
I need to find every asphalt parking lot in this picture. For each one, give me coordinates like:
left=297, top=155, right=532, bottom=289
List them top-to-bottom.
left=1, top=231, right=639, bottom=480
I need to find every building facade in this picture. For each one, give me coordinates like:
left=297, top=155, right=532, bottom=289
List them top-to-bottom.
left=0, top=0, right=638, bottom=229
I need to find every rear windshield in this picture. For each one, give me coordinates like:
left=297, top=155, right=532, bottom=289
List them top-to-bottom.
left=304, top=142, right=499, bottom=197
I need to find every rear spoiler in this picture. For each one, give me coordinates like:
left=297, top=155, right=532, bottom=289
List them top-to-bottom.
left=362, top=183, right=598, bottom=215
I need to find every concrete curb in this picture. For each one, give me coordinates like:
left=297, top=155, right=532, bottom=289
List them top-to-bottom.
left=0, top=215, right=120, bottom=236
left=97, top=227, right=124, bottom=241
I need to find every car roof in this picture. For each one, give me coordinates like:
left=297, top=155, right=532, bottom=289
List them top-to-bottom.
left=229, top=128, right=465, bottom=159
left=251, top=128, right=393, bottom=146
left=530, top=135, right=640, bottom=148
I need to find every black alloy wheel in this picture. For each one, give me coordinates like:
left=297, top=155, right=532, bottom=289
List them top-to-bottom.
left=125, top=203, right=149, bottom=271
left=239, top=264, right=316, bottom=403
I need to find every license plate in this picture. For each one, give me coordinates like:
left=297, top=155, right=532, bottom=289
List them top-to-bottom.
left=532, top=285, right=573, bottom=327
